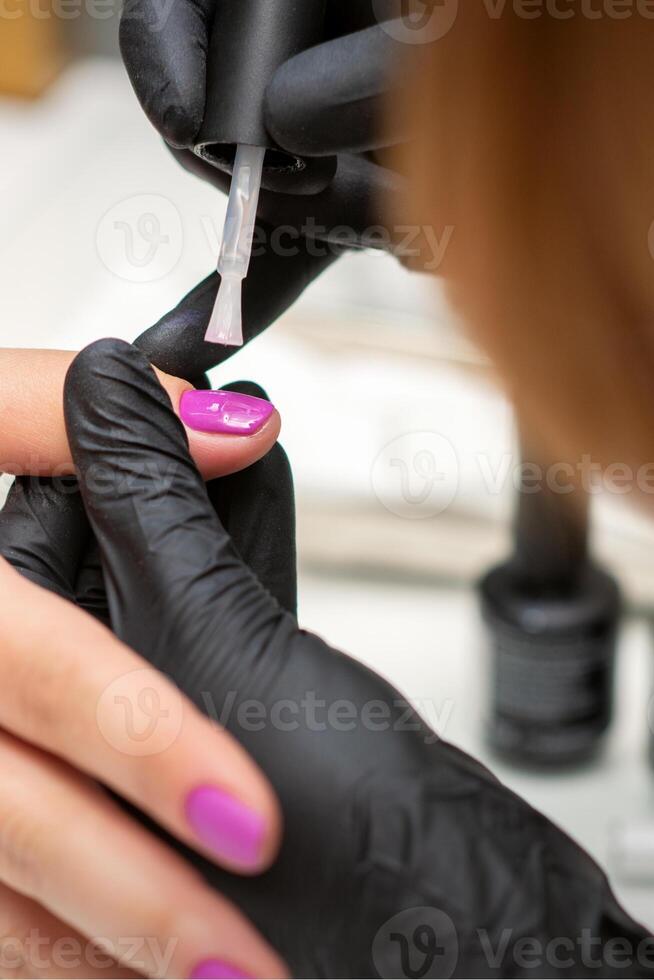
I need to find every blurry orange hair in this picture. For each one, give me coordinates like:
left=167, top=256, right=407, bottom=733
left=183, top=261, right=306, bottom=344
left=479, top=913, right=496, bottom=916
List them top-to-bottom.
left=404, top=5, right=654, bottom=472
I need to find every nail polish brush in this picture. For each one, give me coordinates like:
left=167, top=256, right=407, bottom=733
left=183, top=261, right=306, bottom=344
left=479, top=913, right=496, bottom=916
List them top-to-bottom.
left=193, top=0, right=338, bottom=347
left=205, top=144, right=265, bottom=346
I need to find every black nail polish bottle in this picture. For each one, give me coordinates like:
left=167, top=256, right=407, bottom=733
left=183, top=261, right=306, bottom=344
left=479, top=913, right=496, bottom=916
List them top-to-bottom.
left=479, top=444, right=621, bottom=767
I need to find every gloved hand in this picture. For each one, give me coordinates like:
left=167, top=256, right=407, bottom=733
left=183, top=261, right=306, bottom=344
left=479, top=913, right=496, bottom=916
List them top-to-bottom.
left=120, top=0, right=410, bottom=251
left=120, top=2, right=435, bottom=378
left=4, top=338, right=650, bottom=978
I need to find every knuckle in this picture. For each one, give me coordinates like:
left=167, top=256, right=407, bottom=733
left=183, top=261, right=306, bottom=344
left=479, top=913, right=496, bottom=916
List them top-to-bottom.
left=14, top=656, right=82, bottom=748
left=126, top=733, right=178, bottom=804
left=0, top=738, right=58, bottom=903
left=0, top=804, right=46, bottom=902
left=146, top=898, right=184, bottom=953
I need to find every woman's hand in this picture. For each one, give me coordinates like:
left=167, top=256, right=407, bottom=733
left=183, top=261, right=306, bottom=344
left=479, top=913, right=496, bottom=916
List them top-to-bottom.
left=6, top=337, right=644, bottom=979
left=0, top=351, right=287, bottom=979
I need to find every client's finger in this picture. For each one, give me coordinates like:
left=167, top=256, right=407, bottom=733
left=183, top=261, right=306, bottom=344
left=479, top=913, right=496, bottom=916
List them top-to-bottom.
left=0, top=348, right=280, bottom=480
left=0, top=558, right=283, bottom=877
left=0, top=728, right=285, bottom=979
left=0, top=882, right=137, bottom=978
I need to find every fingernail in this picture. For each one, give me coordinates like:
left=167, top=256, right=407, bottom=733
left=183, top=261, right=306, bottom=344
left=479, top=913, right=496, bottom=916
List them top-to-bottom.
left=180, top=390, right=274, bottom=435
left=185, top=786, right=265, bottom=868
left=189, top=959, right=253, bottom=979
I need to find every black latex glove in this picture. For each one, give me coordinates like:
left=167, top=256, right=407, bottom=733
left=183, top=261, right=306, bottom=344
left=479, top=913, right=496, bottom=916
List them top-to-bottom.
left=120, top=0, right=410, bottom=250
left=120, top=2, right=432, bottom=375
left=3, top=338, right=651, bottom=979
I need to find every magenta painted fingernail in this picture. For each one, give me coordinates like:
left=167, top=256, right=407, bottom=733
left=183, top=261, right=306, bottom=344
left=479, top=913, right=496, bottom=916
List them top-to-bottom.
left=180, top=390, right=274, bottom=435
left=185, top=786, right=265, bottom=868
left=189, top=959, right=253, bottom=979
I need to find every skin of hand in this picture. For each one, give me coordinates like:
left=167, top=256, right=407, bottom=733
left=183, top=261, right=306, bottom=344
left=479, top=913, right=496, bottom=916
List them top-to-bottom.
left=5, top=337, right=650, bottom=979
left=0, top=356, right=288, bottom=979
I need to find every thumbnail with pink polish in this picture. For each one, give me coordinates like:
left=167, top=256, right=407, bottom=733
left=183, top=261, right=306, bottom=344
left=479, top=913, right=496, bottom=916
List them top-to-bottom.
left=180, top=389, right=274, bottom=435
left=185, top=785, right=265, bottom=868
left=189, top=959, right=253, bottom=979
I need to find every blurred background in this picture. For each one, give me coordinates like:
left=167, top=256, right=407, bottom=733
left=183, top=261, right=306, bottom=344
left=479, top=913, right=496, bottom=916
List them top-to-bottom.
left=2, top=9, right=654, bottom=930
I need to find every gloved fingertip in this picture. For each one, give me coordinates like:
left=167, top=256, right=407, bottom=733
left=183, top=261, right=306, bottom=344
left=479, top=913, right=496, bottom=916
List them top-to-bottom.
left=119, top=10, right=207, bottom=148
left=263, top=68, right=308, bottom=156
left=162, top=104, right=204, bottom=150
left=135, top=272, right=223, bottom=383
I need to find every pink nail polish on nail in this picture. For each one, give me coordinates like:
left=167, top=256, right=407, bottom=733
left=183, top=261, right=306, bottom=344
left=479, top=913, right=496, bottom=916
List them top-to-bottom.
left=180, top=390, right=274, bottom=435
left=185, top=786, right=265, bottom=868
left=190, top=959, right=253, bottom=979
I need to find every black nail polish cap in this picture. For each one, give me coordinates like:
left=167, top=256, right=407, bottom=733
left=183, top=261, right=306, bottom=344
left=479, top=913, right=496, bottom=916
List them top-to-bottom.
left=194, top=0, right=338, bottom=195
